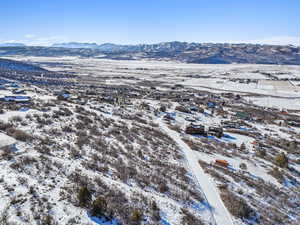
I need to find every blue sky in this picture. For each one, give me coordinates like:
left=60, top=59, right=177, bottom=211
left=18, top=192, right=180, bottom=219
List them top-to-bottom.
left=1, top=0, right=300, bottom=45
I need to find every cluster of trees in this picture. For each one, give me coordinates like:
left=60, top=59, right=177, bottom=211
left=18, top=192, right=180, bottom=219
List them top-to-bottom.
left=77, top=186, right=158, bottom=225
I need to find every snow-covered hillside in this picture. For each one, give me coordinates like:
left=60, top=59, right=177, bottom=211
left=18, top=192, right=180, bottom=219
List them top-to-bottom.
left=0, top=58, right=299, bottom=225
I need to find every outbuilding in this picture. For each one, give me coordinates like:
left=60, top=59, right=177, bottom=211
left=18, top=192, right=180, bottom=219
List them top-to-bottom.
left=215, top=159, right=229, bottom=167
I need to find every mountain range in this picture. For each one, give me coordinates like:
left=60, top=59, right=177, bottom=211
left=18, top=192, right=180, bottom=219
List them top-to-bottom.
left=0, top=41, right=299, bottom=65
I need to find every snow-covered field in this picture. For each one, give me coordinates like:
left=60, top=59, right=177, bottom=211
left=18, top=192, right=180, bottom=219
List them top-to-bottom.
left=5, top=56, right=300, bottom=109
left=245, top=96, right=300, bottom=110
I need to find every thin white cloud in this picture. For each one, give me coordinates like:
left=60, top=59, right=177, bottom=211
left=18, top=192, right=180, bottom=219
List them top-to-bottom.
left=25, top=34, right=36, bottom=39
left=0, top=35, right=69, bottom=46
left=27, top=36, right=69, bottom=46
left=232, top=36, right=300, bottom=46
left=2, top=40, right=20, bottom=43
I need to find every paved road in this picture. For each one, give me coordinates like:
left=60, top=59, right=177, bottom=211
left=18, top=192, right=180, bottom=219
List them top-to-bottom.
left=159, top=121, right=234, bottom=225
